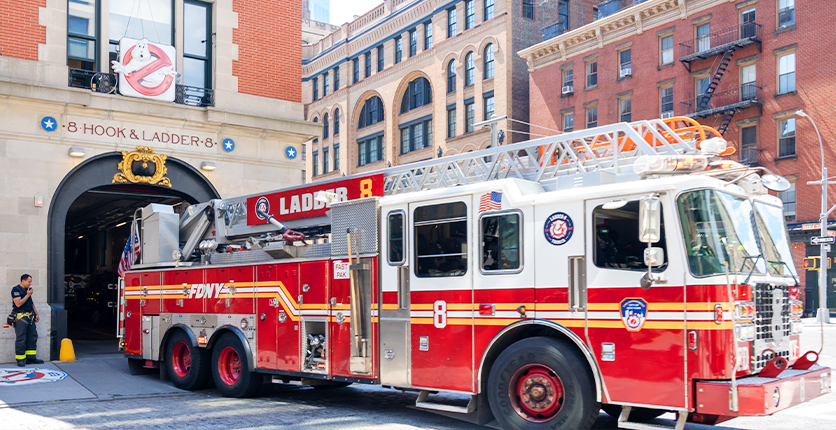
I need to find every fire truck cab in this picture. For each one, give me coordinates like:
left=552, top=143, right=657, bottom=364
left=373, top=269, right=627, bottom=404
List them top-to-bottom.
left=120, top=118, right=831, bottom=430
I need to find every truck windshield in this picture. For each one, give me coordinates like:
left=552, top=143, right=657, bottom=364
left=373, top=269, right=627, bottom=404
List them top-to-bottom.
left=678, top=190, right=764, bottom=276
left=753, top=201, right=797, bottom=277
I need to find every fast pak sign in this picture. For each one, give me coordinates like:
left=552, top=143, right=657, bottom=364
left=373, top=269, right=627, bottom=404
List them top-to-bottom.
left=112, top=37, right=177, bottom=102
left=246, top=174, right=384, bottom=225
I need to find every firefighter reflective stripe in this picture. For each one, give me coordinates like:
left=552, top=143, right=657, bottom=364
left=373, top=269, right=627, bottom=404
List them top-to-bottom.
left=26, top=350, right=36, bottom=356
left=15, top=354, right=25, bottom=360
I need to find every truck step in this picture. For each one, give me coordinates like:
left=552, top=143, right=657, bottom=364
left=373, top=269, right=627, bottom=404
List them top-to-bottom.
left=415, top=391, right=476, bottom=414
left=618, top=406, right=686, bottom=430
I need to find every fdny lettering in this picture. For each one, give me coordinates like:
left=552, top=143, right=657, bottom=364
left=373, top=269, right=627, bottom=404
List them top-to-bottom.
left=279, top=187, right=348, bottom=215
left=188, top=283, right=225, bottom=299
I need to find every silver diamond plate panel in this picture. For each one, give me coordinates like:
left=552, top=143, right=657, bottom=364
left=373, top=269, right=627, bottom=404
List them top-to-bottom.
left=330, top=197, right=379, bottom=257
left=296, top=242, right=332, bottom=258
left=210, top=250, right=274, bottom=265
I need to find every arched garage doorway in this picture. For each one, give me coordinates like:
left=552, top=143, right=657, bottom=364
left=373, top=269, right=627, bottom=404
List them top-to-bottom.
left=47, top=151, right=220, bottom=359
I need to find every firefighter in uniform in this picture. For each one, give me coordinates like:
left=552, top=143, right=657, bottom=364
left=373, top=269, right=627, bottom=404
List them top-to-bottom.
left=11, top=274, right=44, bottom=367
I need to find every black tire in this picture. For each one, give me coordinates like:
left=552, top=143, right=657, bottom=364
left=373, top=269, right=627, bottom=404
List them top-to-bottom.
left=165, top=330, right=211, bottom=390
left=211, top=333, right=262, bottom=398
left=487, top=337, right=599, bottom=430
left=601, top=405, right=665, bottom=422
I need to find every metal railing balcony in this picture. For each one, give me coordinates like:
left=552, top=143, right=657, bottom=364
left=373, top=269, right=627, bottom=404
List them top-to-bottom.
left=679, top=23, right=762, bottom=63
left=67, top=68, right=215, bottom=107
left=679, top=84, right=760, bottom=118
left=739, top=146, right=758, bottom=166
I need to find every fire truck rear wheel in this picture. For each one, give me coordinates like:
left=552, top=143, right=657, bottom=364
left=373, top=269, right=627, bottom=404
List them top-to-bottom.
left=166, top=330, right=211, bottom=390
left=211, top=333, right=262, bottom=398
left=487, top=337, right=599, bottom=430
left=601, top=405, right=665, bottom=422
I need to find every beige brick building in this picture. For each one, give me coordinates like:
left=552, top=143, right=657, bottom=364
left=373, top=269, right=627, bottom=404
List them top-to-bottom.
left=302, top=0, right=582, bottom=182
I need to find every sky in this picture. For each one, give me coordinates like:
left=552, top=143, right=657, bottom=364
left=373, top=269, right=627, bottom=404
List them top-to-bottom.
left=330, top=1, right=384, bottom=26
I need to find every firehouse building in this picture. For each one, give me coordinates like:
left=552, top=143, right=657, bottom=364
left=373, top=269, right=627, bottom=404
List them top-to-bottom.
left=0, top=0, right=318, bottom=362
left=521, top=0, right=836, bottom=315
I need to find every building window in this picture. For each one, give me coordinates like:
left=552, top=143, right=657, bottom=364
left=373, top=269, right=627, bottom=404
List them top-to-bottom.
left=68, top=0, right=98, bottom=71
left=108, top=0, right=173, bottom=75
left=465, top=0, right=475, bottom=30
left=485, top=0, right=494, bottom=20
left=522, top=0, right=535, bottom=20
left=558, top=0, right=569, bottom=32
left=778, top=0, right=795, bottom=28
left=183, top=1, right=212, bottom=89
left=593, top=6, right=599, bottom=21
left=448, top=7, right=457, bottom=38
left=741, top=7, right=756, bottom=38
left=424, top=22, right=433, bottom=50
left=697, top=22, right=711, bottom=52
left=409, top=29, right=417, bottom=57
left=660, top=35, right=673, bottom=65
left=395, top=37, right=403, bottom=64
left=484, top=44, right=494, bottom=79
left=377, top=45, right=384, bottom=72
left=619, top=49, right=632, bottom=77
left=364, top=51, right=372, bottom=78
left=465, top=52, right=475, bottom=86
left=778, top=52, right=796, bottom=94
left=353, top=58, right=359, bottom=83
left=447, top=60, right=457, bottom=93
left=586, top=61, right=597, bottom=88
left=741, top=63, right=756, bottom=100
left=334, top=67, right=340, bottom=91
left=323, top=72, right=329, bottom=96
left=696, top=75, right=711, bottom=108
left=313, top=77, right=319, bottom=100
left=400, top=77, right=432, bottom=113
left=660, top=86, right=674, bottom=115
left=484, top=95, right=495, bottom=120
left=358, top=97, right=385, bottom=129
left=619, top=97, right=632, bottom=123
left=465, top=101, right=475, bottom=133
left=587, top=106, right=598, bottom=128
left=448, top=107, right=457, bottom=138
left=334, top=109, right=340, bottom=135
left=563, top=112, right=574, bottom=132
left=323, top=113, right=330, bottom=139
left=312, top=117, right=319, bottom=143
left=400, top=117, right=433, bottom=154
left=778, top=118, right=796, bottom=157
left=740, top=126, right=757, bottom=164
left=358, top=134, right=384, bottom=166
left=334, top=143, right=340, bottom=171
left=302, top=144, right=307, bottom=162
left=323, top=147, right=330, bottom=174
left=313, top=151, right=319, bottom=176
left=780, top=182, right=796, bottom=222
left=414, top=202, right=468, bottom=278
left=481, top=212, right=521, bottom=272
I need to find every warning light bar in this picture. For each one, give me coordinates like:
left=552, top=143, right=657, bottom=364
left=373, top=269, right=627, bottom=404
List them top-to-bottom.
left=633, top=155, right=709, bottom=175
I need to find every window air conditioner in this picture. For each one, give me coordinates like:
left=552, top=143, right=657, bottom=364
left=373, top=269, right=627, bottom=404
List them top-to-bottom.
left=620, top=67, right=632, bottom=78
left=562, top=85, right=573, bottom=95
left=661, top=112, right=674, bottom=119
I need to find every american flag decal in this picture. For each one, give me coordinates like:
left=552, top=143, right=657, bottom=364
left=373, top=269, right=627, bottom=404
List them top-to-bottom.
left=479, top=192, right=502, bottom=213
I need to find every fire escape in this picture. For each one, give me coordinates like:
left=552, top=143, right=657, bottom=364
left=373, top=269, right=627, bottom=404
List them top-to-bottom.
left=678, top=22, right=762, bottom=136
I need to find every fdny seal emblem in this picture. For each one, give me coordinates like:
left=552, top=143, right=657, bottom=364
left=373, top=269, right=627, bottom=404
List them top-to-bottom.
left=255, top=197, right=270, bottom=219
left=544, top=212, right=573, bottom=246
left=620, top=298, right=648, bottom=332
left=0, top=368, right=68, bottom=386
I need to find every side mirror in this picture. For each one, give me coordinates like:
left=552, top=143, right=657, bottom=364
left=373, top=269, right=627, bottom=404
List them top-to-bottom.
left=639, top=195, right=661, bottom=243
left=644, top=247, right=665, bottom=267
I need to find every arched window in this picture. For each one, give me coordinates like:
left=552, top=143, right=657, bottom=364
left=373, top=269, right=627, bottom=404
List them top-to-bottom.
left=483, top=44, right=494, bottom=79
left=465, top=52, right=475, bottom=86
left=447, top=60, right=457, bottom=93
left=400, top=77, right=433, bottom=113
left=358, top=96, right=385, bottom=129
left=334, top=109, right=340, bottom=135
left=323, top=113, right=330, bottom=139
left=312, top=117, right=319, bottom=143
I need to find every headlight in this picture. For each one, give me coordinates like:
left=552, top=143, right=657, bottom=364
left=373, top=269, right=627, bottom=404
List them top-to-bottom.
left=790, top=300, right=804, bottom=317
left=734, top=301, right=756, bottom=320
left=240, top=318, right=249, bottom=330
left=791, top=319, right=803, bottom=334
left=735, top=323, right=756, bottom=341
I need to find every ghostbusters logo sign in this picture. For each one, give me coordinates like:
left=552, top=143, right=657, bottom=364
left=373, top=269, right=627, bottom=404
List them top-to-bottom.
left=112, top=38, right=177, bottom=102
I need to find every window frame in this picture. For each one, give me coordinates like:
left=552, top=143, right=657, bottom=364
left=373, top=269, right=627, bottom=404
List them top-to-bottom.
left=67, top=0, right=99, bottom=71
left=182, top=0, right=213, bottom=89
left=465, top=0, right=475, bottom=30
left=484, top=0, right=494, bottom=21
left=522, top=0, right=535, bottom=20
left=778, top=0, right=795, bottom=28
left=448, top=7, right=457, bottom=38
left=424, top=22, right=433, bottom=50
left=696, top=22, right=711, bottom=52
left=409, top=29, right=417, bottom=57
left=660, top=34, right=674, bottom=65
left=395, top=37, right=403, bottom=64
left=483, top=44, right=494, bottom=79
left=377, top=45, right=385, bottom=72
left=619, top=48, right=632, bottom=77
left=364, top=51, right=372, bottom=78
left=465, top=51, right=475, bottom=86
left=777, top=52, right=796, bottom=94
left=352, top=58, right=360, bottom=83
left=447, top=59, right=457, bottom=93
left=586, top=60, right=597, bottom=88
left=741, top=62, right=757, bottom=101
left=333, top=66, right=340, bottom=91
left=563, top=68, right=573, bottom=88
left=323, top=72, right=329, bottom=96
left=312, top=76, right=319, bottom=100
left=660, top=85, right=674, bottom=116
left=484, top=94, right=495, bottom=121
left=619, top=97, right=632, bottom=123
left=465, top=101, right=475, bottom=133
left=447, top=106, right=457, bottom=138
left=586, top=106, right=598, bottom=128
left=334, top=109, right=340, bottom=135
left=563, top=112, right=574, bottom=132
left=323, top=113, right=329, bottom=139
left=400, top=116, right=433, bottom=154
left=778, top=117, right=796, bottom=158
left=740, top=125, right=757, bottom=165
left=357, top=133, right=384, bottom=166
left=334, top=143, right=340, bottom=171
left=323, top=147, right=330, bottom=174
left=312, top=150, right=319, bottom=176
left=779, top=181, right=796, bottom=222
left=413, top=201, right=469, bottom=278
left=479, top=209, right=524, bottom=275
left=388, top=210, right=407, bottom=266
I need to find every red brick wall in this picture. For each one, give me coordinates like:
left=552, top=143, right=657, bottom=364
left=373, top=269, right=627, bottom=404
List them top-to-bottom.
left=0, top=0, right=45, bottom=61
left=233, top=0, right=301, bottom=102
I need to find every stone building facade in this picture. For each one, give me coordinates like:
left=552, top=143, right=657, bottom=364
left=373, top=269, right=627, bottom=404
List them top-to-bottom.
left=0, top=0, right=318, bottom=361
left=521, top=0, right=836, bottom=313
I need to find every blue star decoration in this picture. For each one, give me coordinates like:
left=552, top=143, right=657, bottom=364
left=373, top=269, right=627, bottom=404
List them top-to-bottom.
left=41, top=116, right=57, bottom=132
left=222, top=138, right=235, bottom=152
left=286, top=146, right=297, bottom=159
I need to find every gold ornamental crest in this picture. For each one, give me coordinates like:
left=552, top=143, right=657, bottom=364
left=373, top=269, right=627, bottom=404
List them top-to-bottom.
left=112, top=146, right=172, bottom=187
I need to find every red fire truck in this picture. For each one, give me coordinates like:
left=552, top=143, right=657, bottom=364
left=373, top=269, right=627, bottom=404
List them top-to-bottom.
left=120, top=117, right=830, bottom=430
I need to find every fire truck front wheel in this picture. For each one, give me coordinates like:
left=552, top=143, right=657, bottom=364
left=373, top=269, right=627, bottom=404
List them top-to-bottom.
left=166, top=330, right=211, bottom=390
left=211, top=333, right=263, bottom=398
left=487, top=337, right=599, bottom=430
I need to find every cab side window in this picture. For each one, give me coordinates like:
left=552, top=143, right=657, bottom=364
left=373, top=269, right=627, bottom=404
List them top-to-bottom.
left=593, top=201, right=667, bottom=271
left=414, top=202, right=468, bottom=277
left=388, top=211, right=405, bottom=265
left=481, top=212, right=521, bottom=272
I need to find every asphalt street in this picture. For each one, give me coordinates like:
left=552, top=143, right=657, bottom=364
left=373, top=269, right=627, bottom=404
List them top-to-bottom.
left=1, top=320, right=834, bottom=430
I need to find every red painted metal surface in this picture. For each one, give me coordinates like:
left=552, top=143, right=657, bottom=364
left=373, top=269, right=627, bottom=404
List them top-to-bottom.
left=255, top=264, right=279, bottom=370
left=206, top=266, right=255, bottom=314
left=162, top=269, right=203, bottom=314
left=123, top=272, right=143, bottom=356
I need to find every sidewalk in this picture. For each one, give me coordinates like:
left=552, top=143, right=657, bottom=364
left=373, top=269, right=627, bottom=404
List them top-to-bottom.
left=0, top=340, right=189, bottom=408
